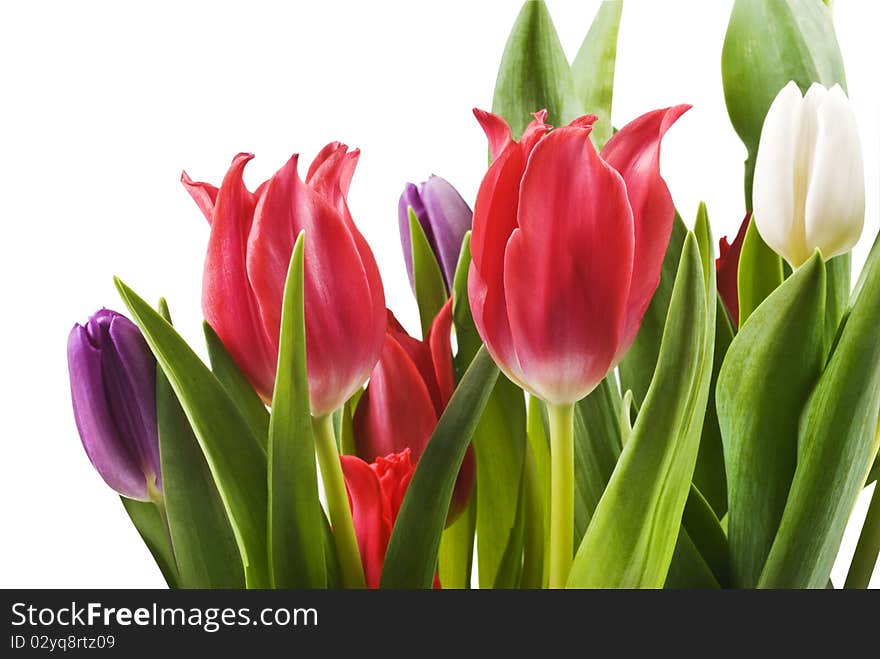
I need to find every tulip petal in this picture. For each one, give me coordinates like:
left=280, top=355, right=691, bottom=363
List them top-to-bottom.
left=752, top=81, right=810, bottom=266
left=804, top=84, right=865, bottom=260
left=601, top=104, right=690, bottom=362
left=473, top=108, right=513, bottom=161
left=505, top=125, right=634, bottom=404
left=306, top=142, right=360, bottom=215
left=202, top=153, right=277, bottom=401
left=248, top=154, right=384, bottom=416
left=181, top=171, right=219, bottom=225
left=420, top=176, right=473, bottom=291
left=397, top=183, right=430, bottom=290
left=716, top=213, right=751, bottom=327
left=426, top=299, right=455, bottom=408
left=68, top=324, right=150, bottom=500
left=353, top=334, right=438, bottom=462
left=340, top=455, right=389, bottom=589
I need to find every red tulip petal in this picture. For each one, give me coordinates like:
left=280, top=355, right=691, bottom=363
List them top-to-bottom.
left=601, top=105, right=690, bottom=363
left=473, top=108, right=513, bottom=161
left=504, top=125, right=634, bottom=404
left=305, top=141, right=360, bottom=214
left=202, top=153, right=277, bottom=400
left=247, top=154, right=383, bottom=416
left=181, top=171, right=219, bottom=225
left=717, top=212, right=750, bottom=328
left=426, top=299, right=455, bottom=409
left=385, top=309, right=442, bottom=411
left=352, top=334, right=438, bottom=462
left=371, top=448, right=415, bottom=522
left=340, top=455, right=390, bottom=589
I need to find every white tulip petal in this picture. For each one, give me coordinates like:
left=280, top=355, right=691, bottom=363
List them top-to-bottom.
left=753, top=81, right=809, bottom=265
left=804, top=84, right=865, bottom=260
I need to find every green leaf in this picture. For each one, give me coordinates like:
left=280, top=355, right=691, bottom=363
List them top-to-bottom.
left=492, top=0, right=582, bottom=139
left=571, top=0, right=622, bottom=149
left=721, top=0, right=846, bottom=205
left=691, top=203, right=730, bottom=517
left=410, top=208, right=448, bottom=337
left=619, top=212, right=688, bottom=406
left=737, top=215, right=784, bottom=327
left=450, top=230, right=527, bottom=588
left=267, top=233, right=326, bottom=588
left=568, top=233, right=714, bottom=588
left=759, top=246, right=880, bottom=588
left=718, top=252, right=826, bottom=587
left=824, top=252, right=850, bottom=348
left=114, top=278, right=270, bottom=588
left=156, top=301, right=243, bottom=588
left=204, top=323, right=269, bottom=450
left=381, top=348, right=500, bottom=589
left=573, top=375, right=623, bottom=546
left=339, top=389, right=362, bottom=457
left=525, top=395, right=551, bottom=587
left=679, top=485, right=730, bottom=587
left=438, top=496, right=476, bottom=589
left=120, top=498, right=178, bottom=588
left=665, top=529, right=721, bottom=590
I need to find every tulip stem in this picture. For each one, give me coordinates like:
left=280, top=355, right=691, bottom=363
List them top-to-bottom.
left=548, top=402, right=574, bottom=589
left=313, top=413, right=366, bottom=589
left=843, top=480, right=880, bottom=589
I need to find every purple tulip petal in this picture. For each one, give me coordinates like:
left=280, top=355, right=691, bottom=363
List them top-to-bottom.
left=420, top=176, right=473, bottom=291
left=398, top=182, right=429, bottom=290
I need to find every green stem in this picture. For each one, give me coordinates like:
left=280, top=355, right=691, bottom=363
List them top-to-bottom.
left=548, top=402, right=574, bottom=589
left=314, top=413, right=366, bottom=589
left=521, top=442, right=545, bottom=588
left=844, top=482, right=880, bottom=589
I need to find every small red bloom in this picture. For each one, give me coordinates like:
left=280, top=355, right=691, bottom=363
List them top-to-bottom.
left=716, top=213, right=751, bottom=328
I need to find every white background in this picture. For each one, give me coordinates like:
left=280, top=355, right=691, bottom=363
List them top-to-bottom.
left=1, top=0, right=877, bottom=588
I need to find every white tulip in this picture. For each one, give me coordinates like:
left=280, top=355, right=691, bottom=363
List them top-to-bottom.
left=753, top=81, right=865, bottom=267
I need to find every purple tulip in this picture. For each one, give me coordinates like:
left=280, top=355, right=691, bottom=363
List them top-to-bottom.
left=398, top=176, right=472, bottom=293
left=68, top=309, right=161, bottom=501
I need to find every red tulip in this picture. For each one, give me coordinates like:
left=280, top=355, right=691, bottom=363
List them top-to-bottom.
left=468, top=105, right=689, bottom=404
left=182, top=144, right=385, bottom=417
left=716, top=212, right=750, bottom=328
left=353, top=300, right=474, bottom=523
left=341, top=449, right=440, bottom=589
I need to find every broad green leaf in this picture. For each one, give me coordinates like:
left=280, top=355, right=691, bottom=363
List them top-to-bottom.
left=492, top=0, right=582, bottom=138
left=571, top=0, right=622, bottom=149
left=721, top=0, right=846, bottom=205
left=691, top=204, right=730, bottom=516
left=410, top=208, right=448, bottom=337
left=619, top=212, right=687, bottom=406
left=737, top=215, right=784, bottom=327
left=450, top=231, right=526, bottom=588
left=267, top=233, right=326, bottom=588
left=568, top=233, right=714, bottom=588
left=759, top=243, right=880, bottom=588
left=718, top=252, right=826, bottom=587
left=824, top=253, right=850, bottom=348
left=114, top=278, right=269, bottom=587
left=157, top=301, right=243, bottom=588
left=204, top=323, right=269, bottom=450
left=381, top=348, right=500, bottom=588
left=573, top=375, right=623, bottom=545
left=493, top=480, right=526, bottom=588
left=679, top=485, right=730, bottom=586
left=438, top=496, right=476, bottom=589
left=120, top=498, right=178, bottom=588
left=665, top=529, right=720, bottom=590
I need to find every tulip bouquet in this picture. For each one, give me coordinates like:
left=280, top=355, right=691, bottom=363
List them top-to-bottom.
left=67, top=1, right=879, bottom=589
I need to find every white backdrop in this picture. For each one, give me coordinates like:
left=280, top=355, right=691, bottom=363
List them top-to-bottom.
left=1, top=0, right=877, bottom=588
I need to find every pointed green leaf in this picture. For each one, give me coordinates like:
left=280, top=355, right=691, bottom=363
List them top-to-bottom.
left=492, top=0, right=582, bottom=139
left=571, top=0, right=622, bottom=149
left=722, top=0, right=846, bottom=205
left=410, top=208, right=448, bottom=337
left=619, top=212, right=688, bottom=406
left=737, top=215, right=784, bottom=327
left=452, top=232, right=481, bottom=378
left=267, top=233, right=326, bottom=588
left=568, top=233, right=713, bottom=588
left=759, top=243, right=880, bottom=588
left=718, top=252, right=826, bottom=587
left=114, top=278, right=269, bottom=587
left=156, top=301, right=244, bottom=588
left=204, top=323, right=269, bottom=450
left=381, top=347, right=500, bottom=589
left=679, top=485, right=730, bottom=587
left=438, top=496, right=476, bottom=589
left=120, top=498, right=179, bottom=588
left=665, top=529, right=721, bottom=590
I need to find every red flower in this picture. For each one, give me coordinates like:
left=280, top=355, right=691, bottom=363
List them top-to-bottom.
left=468, top=105, right=689, bottom=404
left=182, top=144, right=385, bottom=417
left=716, top=213, right=751, bottom=328
left=353, top=300, right=474, bottom=523
left=341, top=449, right=440, bottom=589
